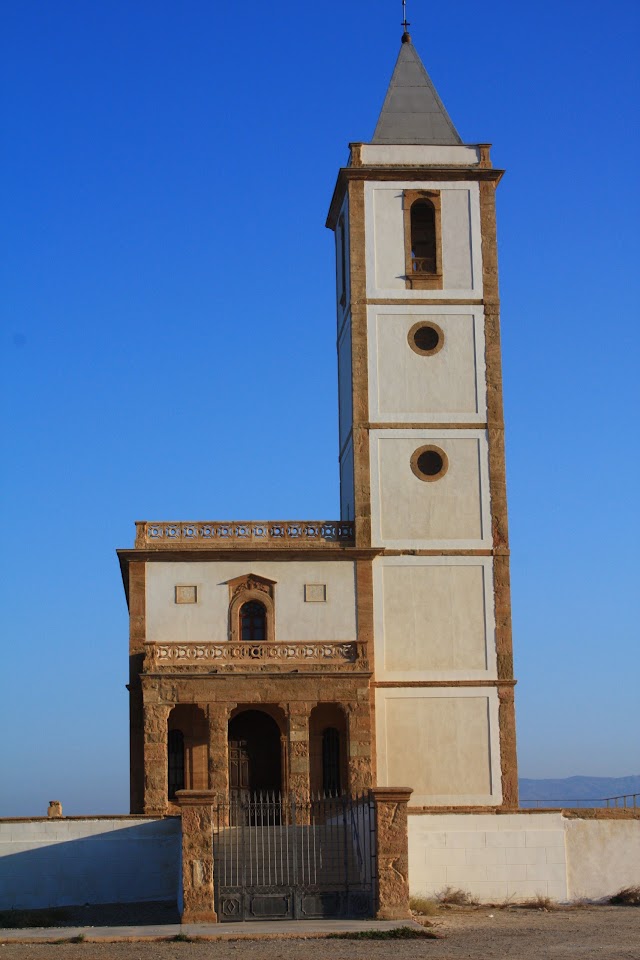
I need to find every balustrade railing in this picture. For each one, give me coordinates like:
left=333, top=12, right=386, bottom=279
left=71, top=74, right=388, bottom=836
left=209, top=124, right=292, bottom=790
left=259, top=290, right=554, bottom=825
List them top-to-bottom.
left=411, top=256, right=437, bottom=274
left=135, top=520, right=354, bottom=548
left=145, top=641, right=368, bottom=671
left=521, top=793, right=639, bottom=810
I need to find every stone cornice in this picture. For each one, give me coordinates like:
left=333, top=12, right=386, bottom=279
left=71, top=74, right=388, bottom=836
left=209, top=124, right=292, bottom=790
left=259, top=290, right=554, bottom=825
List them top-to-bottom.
left=326, top=165, right=505, bottom=229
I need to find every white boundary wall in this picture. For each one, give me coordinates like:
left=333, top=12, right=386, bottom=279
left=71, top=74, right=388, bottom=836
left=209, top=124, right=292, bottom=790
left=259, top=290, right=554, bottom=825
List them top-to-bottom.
left=409, top=812, right=640, bottom=902
left=0, top=817, right=180, bottom=910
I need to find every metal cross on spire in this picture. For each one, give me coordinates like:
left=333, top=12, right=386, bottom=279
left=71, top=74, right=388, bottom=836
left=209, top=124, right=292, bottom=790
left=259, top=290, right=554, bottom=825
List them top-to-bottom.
left=401, top=0, right=411, bottom=40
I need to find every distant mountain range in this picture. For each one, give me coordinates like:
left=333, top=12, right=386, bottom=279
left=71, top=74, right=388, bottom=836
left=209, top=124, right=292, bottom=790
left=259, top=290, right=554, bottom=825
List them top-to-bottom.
left=519, top=775, right=640, bottom=804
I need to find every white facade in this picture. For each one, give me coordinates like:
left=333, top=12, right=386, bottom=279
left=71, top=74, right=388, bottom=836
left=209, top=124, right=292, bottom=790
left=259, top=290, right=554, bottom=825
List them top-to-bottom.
left=334, top=136, right=505, bottom=804
left=364, top=180, right=483, bottom=300
left=146, top=560, right=357, bottom=644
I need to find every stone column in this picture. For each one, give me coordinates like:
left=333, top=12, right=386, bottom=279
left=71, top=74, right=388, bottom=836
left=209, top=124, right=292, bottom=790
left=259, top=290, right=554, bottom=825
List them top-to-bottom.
left=347, top=699, right=373, bottom=793
left=143, top=702, right=171, bottom=815
left=207, top=703, right=230, bottom=801
left=287, top=703, right=311, bottom=802
left=371, top=787, right=413, bottom=920
left=176, top=790, right=217, bottom=923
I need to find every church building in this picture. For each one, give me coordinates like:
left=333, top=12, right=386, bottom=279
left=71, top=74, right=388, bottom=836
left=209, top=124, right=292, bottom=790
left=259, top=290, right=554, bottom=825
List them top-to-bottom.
left=118, top=31, right=518, bottom=821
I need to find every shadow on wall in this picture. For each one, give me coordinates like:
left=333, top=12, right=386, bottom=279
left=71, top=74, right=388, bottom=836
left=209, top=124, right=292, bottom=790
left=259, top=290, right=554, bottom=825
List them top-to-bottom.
left=0, top=818, right=181, bottom=911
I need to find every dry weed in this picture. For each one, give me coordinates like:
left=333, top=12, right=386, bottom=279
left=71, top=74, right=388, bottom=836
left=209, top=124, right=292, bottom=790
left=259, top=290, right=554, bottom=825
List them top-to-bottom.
left=436, top=886, right=479, bottom=907
left=608, top=886, right=640, bottom=906
left=517, top=894, right=557, bottom=911
left=410, top=896, right=439, bottom=916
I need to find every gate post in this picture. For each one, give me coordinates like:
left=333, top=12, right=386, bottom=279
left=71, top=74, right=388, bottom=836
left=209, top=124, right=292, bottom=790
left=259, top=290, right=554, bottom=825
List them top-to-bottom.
left=371, top=787, right=413, bottom=920
left=176, top=789, right=218, bottom=923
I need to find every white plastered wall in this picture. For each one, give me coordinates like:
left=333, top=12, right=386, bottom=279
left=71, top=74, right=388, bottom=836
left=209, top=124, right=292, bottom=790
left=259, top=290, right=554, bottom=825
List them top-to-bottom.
left=360, top=144, right=482, bottom=166
left=364, top=180, right=482, bottom=299
left=335, top=193, right=350, bottom=330
left=367, top=305, right=486, bottom=423
left=337, top=316, right=353, bottom=450
left=369, top=429, right=491, bottom=548
left=340, top=438, right=355, bottom=522
left=373, top=556, right=497, bottom=682
left=146, top=560, right=357, bottom=643
left=375, top=687, right=502, bottom=806
left=409, top=813, right=568, bottom=902
left=0, top=818, right=180, bottom=910
left=565, top=818, right=640, bottom=900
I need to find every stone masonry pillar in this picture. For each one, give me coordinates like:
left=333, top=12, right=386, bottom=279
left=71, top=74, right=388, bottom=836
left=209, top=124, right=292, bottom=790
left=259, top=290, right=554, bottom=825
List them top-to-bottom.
left=347, top=699, right=374, bottom=793
left=143, top=703, right=171, bottom=815
left=207, top=703, right=229, bottom=801
left=287, top=703, right=311, bottom=802
left=371, top=787, right=413, bottom=920
left=176, top=790, right=218, bottom=924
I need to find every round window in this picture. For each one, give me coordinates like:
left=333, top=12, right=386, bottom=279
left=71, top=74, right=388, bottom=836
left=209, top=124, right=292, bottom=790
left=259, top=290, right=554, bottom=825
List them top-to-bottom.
left=408, top=321, right=444, bottom=356
left=410, top=445, right=449, bottom=482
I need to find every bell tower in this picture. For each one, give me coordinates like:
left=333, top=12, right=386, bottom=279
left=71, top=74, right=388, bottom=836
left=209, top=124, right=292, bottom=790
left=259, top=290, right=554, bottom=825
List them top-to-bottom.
left=327, top=33, right=518, bottom=807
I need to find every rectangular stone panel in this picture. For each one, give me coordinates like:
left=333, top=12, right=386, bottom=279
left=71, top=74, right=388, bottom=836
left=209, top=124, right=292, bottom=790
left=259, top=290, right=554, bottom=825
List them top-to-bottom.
left=382, top=562, right=488, bottom=672
left=175, top=585, right=197, bottom=604
left=384, top=696, right=492, bottom=798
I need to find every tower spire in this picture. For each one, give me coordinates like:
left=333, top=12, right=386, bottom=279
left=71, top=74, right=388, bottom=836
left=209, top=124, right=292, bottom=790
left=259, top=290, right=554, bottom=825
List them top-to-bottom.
left=401, top=0, right=411, bottom=42
left=372, top=32, right=462, bottom=145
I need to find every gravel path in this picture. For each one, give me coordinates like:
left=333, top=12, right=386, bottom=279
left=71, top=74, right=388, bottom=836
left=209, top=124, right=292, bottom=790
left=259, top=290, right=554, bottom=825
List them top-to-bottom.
left=1, top=907, right=639, bottom=960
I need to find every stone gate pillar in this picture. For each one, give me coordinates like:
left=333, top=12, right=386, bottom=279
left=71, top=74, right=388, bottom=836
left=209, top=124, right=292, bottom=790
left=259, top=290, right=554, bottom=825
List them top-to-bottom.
left=143, top=703, right=171, bottom=815
left=371, top=787, right=413, bottom=919
left=176, top=789, right=218, bottom=924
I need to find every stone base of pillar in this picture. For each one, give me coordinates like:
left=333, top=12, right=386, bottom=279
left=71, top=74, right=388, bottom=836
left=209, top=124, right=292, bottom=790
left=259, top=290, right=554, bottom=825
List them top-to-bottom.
left=371, top=787, right=413, bottom=920
left=176, top=790, right=218, bottom=924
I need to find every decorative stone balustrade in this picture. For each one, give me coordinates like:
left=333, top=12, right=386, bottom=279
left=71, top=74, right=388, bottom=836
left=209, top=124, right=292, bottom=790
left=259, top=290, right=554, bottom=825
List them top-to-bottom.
left=135, top=521, right=355, bottom=549
left=144, top=641, right=368, bottom=673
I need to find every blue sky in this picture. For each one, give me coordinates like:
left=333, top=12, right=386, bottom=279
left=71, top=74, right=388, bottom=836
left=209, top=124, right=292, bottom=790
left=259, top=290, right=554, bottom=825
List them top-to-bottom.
left=1, top=0, right=638, bottom=816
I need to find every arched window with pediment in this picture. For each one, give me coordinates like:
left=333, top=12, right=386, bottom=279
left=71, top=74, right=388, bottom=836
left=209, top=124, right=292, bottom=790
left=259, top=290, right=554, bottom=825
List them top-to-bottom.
left=228, top=573, right=276, bottom=643
left=240, top=600, right=266, bottom=641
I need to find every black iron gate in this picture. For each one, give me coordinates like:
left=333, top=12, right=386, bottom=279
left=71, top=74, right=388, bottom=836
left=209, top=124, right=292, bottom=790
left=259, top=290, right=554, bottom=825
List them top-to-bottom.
left=213, top=792, right=376, bottom=921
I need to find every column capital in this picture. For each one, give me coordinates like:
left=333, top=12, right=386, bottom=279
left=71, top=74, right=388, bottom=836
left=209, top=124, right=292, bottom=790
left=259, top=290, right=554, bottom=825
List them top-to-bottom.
left=371, top=787, right=413, bottom=804
left=175, top=790, right=218, bottom=808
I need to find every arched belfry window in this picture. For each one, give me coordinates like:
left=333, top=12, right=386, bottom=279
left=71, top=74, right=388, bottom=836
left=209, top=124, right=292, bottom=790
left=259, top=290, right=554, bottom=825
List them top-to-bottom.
left=403, top=190, right=443, bottom=290
left=410, top=200, right=436, bottom=273
left=228, top=573, right=276, bottom=643
left=240, top=600, right=266, bottom=641
left=168, top=729, right=185, bottom=799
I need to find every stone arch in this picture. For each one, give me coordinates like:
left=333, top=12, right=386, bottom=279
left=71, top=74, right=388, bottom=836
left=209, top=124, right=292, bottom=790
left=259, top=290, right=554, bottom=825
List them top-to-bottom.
left=167, top=703, right=208, bottom=804
left=309, top=703, right=348, bottom=797
left=228, top=707, right=284, bottom=799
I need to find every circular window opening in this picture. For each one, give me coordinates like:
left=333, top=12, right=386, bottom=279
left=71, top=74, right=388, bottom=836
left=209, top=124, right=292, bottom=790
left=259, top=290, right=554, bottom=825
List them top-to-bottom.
left=408, top=321, right=444, bottom=356
left=410, top=445, right=449, bottom=482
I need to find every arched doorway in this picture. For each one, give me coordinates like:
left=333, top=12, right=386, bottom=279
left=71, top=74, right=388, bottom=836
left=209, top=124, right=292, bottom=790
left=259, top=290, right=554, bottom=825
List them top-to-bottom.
left=228, top=710, right=282, bottom=803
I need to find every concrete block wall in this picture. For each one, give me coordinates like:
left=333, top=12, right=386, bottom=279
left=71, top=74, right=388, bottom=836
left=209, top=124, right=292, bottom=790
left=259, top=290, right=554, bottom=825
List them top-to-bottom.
left=409, top=812, right=640, bottom=903
left=409, top=813, right=568, bottom=902
left=0, top=817, right=181, bottom=910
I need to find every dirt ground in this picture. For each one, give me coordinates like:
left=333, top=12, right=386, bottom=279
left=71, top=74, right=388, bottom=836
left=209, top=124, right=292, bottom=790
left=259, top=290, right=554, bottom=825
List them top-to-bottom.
left=1, top=907, right=639, bottom=960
